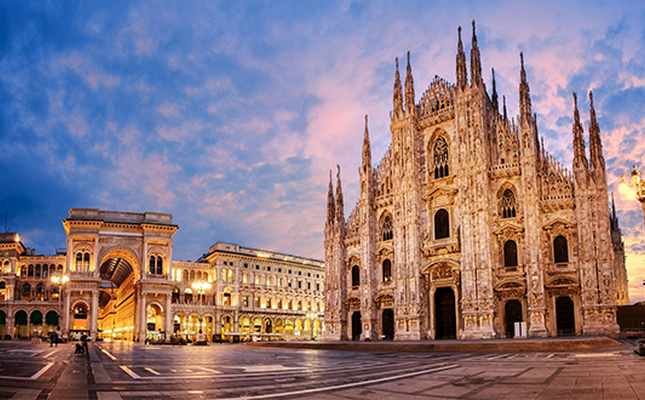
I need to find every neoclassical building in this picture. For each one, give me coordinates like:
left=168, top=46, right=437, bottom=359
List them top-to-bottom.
left=323, top=22, right=629, bottom=341
left=0, top=208, right=324, bottom=342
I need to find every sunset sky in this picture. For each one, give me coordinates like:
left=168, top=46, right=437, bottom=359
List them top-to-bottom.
left=1, top=1, right=644, bottom=303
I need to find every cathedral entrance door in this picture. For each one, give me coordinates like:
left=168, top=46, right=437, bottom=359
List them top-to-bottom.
left=435, top=287, right=456, bottom=339
left=556, top=296, right=575, bottom=336
left=504, top=300, right=522, bottom=338
left=382, top=309, right=394, bottom=340
left=351, top=311, right=362, bottom=341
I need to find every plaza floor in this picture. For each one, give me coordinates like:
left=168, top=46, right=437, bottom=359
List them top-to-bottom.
left=0, top=338, right=643, bottom=399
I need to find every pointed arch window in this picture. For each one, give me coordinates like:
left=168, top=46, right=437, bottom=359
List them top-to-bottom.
left=433, top=137, right=449, bottom=179
left=501, top=189, right=517, bottom=218
left=434, top=209, right=450, bottom=239
left=380, top=214, right=393, bottom=241
left=553, top=236, right=569, bottom=263
left=504, top=240, right=518, bottom=267
left=382, top=259, right=392, bottom=282
left=351, top=265, right=360, bottom=287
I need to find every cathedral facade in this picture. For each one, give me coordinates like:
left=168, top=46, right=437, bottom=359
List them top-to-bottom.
left=323, top=22, right=629, bottom=341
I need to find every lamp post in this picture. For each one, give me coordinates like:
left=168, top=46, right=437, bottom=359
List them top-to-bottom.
left=619, top=164, right=645, bottom=228
left=51, top=274, right=69, bottom=330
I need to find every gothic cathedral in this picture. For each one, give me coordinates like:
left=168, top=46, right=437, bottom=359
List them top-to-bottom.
left=323, top=22, right=629, bottom=341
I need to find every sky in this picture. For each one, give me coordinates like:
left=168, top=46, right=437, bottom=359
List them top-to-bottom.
left=1, top=1, right=645, bottom=303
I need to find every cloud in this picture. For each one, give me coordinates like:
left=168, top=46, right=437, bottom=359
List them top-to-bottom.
left=2, top=0, right=645, bottom=303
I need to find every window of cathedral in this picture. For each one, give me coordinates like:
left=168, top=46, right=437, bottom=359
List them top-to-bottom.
left=433, top=137, right=450, bottom=179
left=501, top=189, right=517, bottom=218
left=434, top=209, right=450, bottom=239
left=380, top=214, right=393, bottom=241
left=553, top=236, right=569, bottom=264
left=504, top=240, right=518, bottom=268
left=382, top=259, right=392, bottom=282
left=244, top=263, right=248, bottom=268
left=28, top=264, right=34, bottom=277
left=35, top=264, right=41, bottom=278
left=20, top=265, right=26, bottom=276
left=351, top=265, right=360, bottom=287
left=182, top=269, right=189, bottom=282
left=227, top=269, right=234, bottom=282
left=243, top=273, right=248, bottom=284
left=255, top=275, right=260, bottom=285
left=277, top=277, right=282, bottom=287
left=298, top=280, right=302, bottom=289
left=307, top=282, right=311, bottom=290
left=172, top=288, right=179, bottom=304
left=242, top=295, right=248, bottom=307
left=254, top=296, right=260, bottom=308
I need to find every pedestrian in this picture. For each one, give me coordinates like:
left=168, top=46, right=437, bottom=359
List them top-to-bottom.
left=55, top=327, right=62, bottom=347
left=49, top=331, right=55, bottom=347
left=81, top=333, right=89, bottom=355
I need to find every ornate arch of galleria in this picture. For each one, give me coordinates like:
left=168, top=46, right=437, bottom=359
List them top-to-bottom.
left=61, top=208, right=177, bottom=342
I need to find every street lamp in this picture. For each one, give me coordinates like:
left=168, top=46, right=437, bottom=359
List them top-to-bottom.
left=619, top=164, right=645, bottom=228
left=51, top=274, right=69, bottom=329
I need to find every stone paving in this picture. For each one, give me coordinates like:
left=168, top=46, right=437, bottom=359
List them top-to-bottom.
left=0, top=338, right=642, bottom=399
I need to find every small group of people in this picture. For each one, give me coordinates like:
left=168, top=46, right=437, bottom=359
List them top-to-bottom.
left=48, top=327, right=62, bottom=347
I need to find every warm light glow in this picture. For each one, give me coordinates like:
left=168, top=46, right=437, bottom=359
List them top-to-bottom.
left=619, top=180, right=630, bottom=195
left=627, top=190, right=638, bottom=201
left=257, top=252, right=271, bottom=258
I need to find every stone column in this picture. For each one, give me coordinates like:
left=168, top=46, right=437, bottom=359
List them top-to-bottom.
left=63, top=288, right=71, bottom=335
left=90, top=290, right=99, bottom=339
left=137, top=291, right=147, bottom=342
left=164, top=294, right=172, bottom=337
left=6, top=313, right=14, bottom=339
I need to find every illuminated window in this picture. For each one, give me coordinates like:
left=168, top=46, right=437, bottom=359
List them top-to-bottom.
left=382, top=259, right=392, bottom=282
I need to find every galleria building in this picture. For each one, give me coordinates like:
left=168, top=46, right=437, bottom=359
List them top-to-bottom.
left=323, top=22, right=630, bottom=341
left=0, top=209, right=324, bottom=342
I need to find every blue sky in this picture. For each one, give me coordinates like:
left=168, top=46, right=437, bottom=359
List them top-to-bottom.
left=1, top=1, right=645, bottom=302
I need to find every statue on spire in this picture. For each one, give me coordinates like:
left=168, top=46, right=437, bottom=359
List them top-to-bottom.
left=470, top=20, right=483, bottom=88
left=456, top=26, right=468, bottom=91
left=405, top=51, right=416, bottom=116
left=393, top=58, right=403, bottom=119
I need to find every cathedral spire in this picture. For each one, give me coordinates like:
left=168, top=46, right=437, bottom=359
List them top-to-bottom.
left=470, top=20, right=483, bottom=88
left=456, top=26, right=468, bottom=91
left=405, top=51, right=416, bottom=116
left=519, top=52, right=532, bottom=124
left=393, top=58, right=403, bottom=118
left=491, top=68, right=499, bottom=112
left=588, top=90, right=605, bottom=169
left=572, top=92, right=589, bottom=171
left=503, top=95, right=508, bottom=122
left=362, top=114, right=372, bottom=168
left=335, top=165, right=345, bottom=226
left=326, top=169, right=335, bottom=223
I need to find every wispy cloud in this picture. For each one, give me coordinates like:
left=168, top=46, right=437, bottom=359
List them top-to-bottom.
left=1, top=0, right=644, bottom=303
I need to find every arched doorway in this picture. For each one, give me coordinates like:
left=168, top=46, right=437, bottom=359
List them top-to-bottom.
left=97, top=254, right=137, bottom=340
left=435, top=287, right=456, bottom=339
left=556, top=296, right=575, bottom=336
left=505, top=300, right=522, bottom=338
left=71, top=302, right=89, bottom=334
left=146, top=304, right=164, bottom=342
left=382, top=309, right=394, bottom=340
left=0, top=310, right=6, bottom=337
left=14, top=310, right=28, bottom=338
left=30, top=311, right=43, bottom=338
left=45, top=311, right=59, bottom=334
left=351, top=311, right=362, bottom=341
left=221, top=315, right=233, bottom=334
left=264, top=319, right=273, bottom=334
left=284, top=319, right=294, bottom=339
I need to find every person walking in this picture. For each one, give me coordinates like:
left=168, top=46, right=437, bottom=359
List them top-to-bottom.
left=55, top=327, right=62, bottom=347
left=81, top=333, right=89, bottom=355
